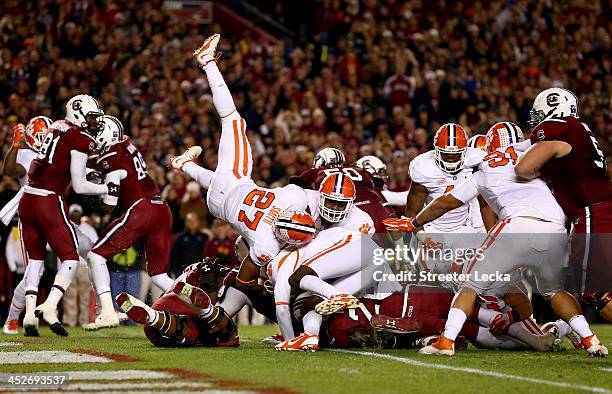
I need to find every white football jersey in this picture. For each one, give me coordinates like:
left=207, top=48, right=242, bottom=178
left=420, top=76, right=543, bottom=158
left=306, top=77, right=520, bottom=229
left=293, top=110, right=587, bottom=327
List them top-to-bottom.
left=450, top=147, right=566, bottom=224
left=16, top=148, right=37, bottom=186
left=409, top=148, right=484, bottom=232
left=223, top=182, right=311, bottom=266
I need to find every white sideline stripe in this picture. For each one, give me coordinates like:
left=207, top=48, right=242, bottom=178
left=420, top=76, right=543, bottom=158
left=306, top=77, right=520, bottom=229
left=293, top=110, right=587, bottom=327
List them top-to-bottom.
left=0, top=342, right=22, bottom=346
left=332, top=350, right=612, bottom=394
left=0, top=351, right=111, bottom=364
left=600, top=368, right=612, bottom=372
left=38, top=370, right=173, bottom=380
left=0, top=382, right=213, bottom=392
left=26, top=391, right=252, bottom=394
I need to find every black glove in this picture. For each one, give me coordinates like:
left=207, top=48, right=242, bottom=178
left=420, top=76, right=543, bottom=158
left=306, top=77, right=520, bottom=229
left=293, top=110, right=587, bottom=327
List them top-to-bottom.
left=107, top=182, right=121, bottom=197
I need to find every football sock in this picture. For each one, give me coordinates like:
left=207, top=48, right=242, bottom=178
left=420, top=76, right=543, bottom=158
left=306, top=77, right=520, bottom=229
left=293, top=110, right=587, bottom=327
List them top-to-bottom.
left=203, top=62, right=236, bottom=119
left=182, top=162, right=213, bottom=190
left=87, top=252, right=111, bottom=294
left=24, top=259, right=44, bottom=316
left=46, top=265, right=77, bottom=307
left=150, top=273, right=173, bottom=292
left=299, top=275, right=338, bottom=299
left=7, top=279, right=25, bottom=320
left=219, top=287, right=251, bottom=316
left=476, top=306, right=499, bottom=327
left=443, top=308, right=467, bottom=341
left=302, top=311, right=322, bottom=336
left=567, top=314, right=593, bottom=338
left=553, top=319, right=571, bottom=337
left=475, top=327, right=523, bottom=350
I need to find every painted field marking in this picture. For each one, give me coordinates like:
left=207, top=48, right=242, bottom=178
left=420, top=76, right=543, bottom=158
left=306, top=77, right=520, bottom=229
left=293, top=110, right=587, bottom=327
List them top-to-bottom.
left=0, top=342, right=22, bottom=347
left=332, top=349, right=612, bottom=394
left=0, top=351, right=111, bottom=364
left=600, top=368, right=612, bottom=372
left=49, top=370, right=174, bottom=381
left=0, top=382, right=213, bottom=392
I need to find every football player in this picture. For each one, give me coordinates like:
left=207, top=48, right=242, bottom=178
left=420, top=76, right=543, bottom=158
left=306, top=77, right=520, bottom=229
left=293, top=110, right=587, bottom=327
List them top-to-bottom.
left=515, top=87, right=612, bottom=322
left=19, top=95, right=119, bottom=336
left=84, top=115, right=175, bottom=330
left=1, top=117, right=51, bottom=335
left=386, top=122, right=607, bottom=357
left=405, top=123, right=492, bottom=283
left=355, top=155, right=409, bottom=208
left=116, top=258, right=238, bottom=347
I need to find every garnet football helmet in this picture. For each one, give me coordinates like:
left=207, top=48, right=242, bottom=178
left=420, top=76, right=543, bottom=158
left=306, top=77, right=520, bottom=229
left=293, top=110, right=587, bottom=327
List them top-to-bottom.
left=528, top=87, right=578, bottom=129
left=66, top=94, right=105, bottom=135
left=96, top=115, right=124, bottom=151
left=25, top=116, right=52, bottom=152
left=485, top=122, right=524, bottom=153
left=433, top=123, right=468, bottom=174
left=467, top=134, right=487, bottom=151
left=313, top=147, right=345, bottom=169
left=355, top=155, right=389, bottom=182
left=318, top=172, right=356, bottom=223
left=273, top=210, right=317, bottom=246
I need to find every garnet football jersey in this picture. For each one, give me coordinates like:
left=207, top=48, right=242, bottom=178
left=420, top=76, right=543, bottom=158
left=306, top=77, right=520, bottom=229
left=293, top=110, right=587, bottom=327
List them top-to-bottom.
left=530, top=117, right=612, bottom=219
left=28, top=120, right=97, bottom=194
left=96, top=137, right=160, bottom=209
left=297, top=165, right=394, bottom=232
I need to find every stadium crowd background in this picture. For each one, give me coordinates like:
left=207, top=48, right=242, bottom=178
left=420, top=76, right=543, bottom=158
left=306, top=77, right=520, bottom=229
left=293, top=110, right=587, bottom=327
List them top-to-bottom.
left=0, top=0, right=610, bottom=324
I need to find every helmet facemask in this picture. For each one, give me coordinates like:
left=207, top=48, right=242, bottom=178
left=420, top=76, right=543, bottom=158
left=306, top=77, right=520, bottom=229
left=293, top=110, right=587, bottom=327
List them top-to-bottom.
left=434, top=147, right=466, bottom=175
left=319, top=194, right=354, bottom=223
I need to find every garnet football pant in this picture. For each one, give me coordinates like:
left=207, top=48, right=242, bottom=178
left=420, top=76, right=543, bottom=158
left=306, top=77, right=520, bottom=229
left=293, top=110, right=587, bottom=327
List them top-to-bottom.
left=18, top=192, right=79, bottom=261
left=92, top=198, right=172, bottom=276
left=570, top=200, right=612, bottom=294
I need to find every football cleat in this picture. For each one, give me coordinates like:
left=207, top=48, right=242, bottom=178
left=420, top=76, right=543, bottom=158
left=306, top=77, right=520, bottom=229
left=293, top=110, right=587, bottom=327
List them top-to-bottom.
left=193, top=34, right=221, bottom=68
left=170, top=146, right=202, bottom=171
left=171, top=281, right=211, bottom=311
left=116, top=292, right=151, bottom=325
left=315, top=294, right=360, bottom=315
left=35, top=303, right=68, bottom=336
left=82, top=310, right=119, bottom=331
left=23, top=313, right=39, bottom=337
left=371, top=314, right=421, bottom=334
left=2, top=319, right=19, bottom=335
left=262, top=333, right=284, bottom=345
left=275, top=333, right=319, bottom=352
left=581, top=334, right=608, bottom=358
left=418, top=336, right=455, bottom=356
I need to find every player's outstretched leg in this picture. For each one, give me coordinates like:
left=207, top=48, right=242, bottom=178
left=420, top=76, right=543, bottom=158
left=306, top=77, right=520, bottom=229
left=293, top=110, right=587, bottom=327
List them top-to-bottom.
left=83, top=252, right=119, bottom=330
left=3, top=279, right=26, bottom=334
left=171, top=281, right=214, bottom=318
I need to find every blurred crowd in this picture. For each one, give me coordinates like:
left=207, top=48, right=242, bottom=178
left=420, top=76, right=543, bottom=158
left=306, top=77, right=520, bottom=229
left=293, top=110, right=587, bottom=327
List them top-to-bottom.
left=0, top=0, right=611, bottom=321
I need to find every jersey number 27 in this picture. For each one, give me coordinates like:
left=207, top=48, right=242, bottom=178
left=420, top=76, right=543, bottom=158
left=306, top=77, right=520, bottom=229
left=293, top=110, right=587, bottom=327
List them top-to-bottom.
left=238, top=189, right=276, bottom=230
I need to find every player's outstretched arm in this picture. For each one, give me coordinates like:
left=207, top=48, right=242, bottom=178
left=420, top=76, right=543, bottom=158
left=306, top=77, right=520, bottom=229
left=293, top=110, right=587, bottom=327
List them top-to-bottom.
left=1, top=124, right=27, bottom=178
left=515, top=140, right=571, bottom=179
left=70, top=150, right=111, bottom=195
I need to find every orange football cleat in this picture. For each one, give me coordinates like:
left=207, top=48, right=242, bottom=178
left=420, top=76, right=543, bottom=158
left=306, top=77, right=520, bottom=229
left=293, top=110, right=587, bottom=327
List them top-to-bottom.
left=275, top=333, right=319, bottom=352
left=581, top=334, right=608, bottom=358
left=418, top=335, right=455, bottom=356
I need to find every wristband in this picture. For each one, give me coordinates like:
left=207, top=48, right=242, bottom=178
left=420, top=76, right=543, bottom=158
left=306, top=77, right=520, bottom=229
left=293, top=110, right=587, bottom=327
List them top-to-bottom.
left=411, top=217, right=420, bottom=228
left=510, top=309, right=520, bottom=322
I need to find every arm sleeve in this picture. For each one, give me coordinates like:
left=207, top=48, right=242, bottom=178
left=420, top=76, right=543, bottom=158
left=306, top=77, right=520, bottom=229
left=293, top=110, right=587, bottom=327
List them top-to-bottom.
left=70, top=151, right=109, bottom=195
left=102, top=169, right=127, bottom=206
left=449, top=174, right=480, bottom=204
left=381, top=190, right=409, bottom=206
left=274, top=271, right=295, bottom=340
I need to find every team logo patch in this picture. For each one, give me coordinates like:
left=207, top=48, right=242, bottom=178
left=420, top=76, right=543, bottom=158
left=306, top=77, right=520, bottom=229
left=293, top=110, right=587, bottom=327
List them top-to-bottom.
left=71, top=99, right=83, bottom=111
left=537, top=130, right=545, bottom=141
left=89, top=142, right=96, bottom=151
left=102, top=161, right=109, bottom=170
left=359, top=223, right=372, bottom=234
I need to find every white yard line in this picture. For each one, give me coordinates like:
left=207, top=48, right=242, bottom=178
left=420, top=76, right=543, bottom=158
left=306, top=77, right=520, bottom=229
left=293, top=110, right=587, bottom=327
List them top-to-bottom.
left=331, top=349, right=612, bottom=394
left=0, top=351, right=111, bottom=364
left=600, top=368, right=612, bottom=373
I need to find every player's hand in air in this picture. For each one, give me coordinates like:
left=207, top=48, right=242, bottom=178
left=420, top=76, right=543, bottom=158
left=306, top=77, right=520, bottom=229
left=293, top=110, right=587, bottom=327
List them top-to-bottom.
left=12, top=123, right=25, bottom=148
left=383, top=216, right=419, bottom=232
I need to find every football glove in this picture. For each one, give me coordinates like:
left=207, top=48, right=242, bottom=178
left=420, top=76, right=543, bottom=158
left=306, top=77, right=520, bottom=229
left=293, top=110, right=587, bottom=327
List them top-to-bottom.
left=12, top=123, right=25, bottom=148
left=107, top=182, right=121, bottom=197
left=383, top=216, right=419, bottom=232
left=489, top=310, right=519, bottom=334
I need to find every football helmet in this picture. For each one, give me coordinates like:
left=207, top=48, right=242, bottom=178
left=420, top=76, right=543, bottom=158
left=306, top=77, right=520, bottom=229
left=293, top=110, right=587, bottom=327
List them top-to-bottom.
left=528, top=87, right=578, bottom=129
left=65, top=94, right=105, bottom=135
left=96, top=115, right=124, bottom=151
left=25, top=116, right=52, bottom=152
left=486, top=122, right=524, bottom=153
left=433, top=123, right=468, bottom=174
left=467, top=134, right=487, bottom=151
left=313, top=147, right=345, bottom=169
left=355, top=155, right=388, bottom=182
left=318, top=173, right=356, bottom=223
left=273, top=210, right=317, bottom=246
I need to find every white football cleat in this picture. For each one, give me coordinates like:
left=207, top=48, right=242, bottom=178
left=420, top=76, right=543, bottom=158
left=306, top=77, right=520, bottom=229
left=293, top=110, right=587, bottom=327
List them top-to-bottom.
left=193, top=33, right=220, bottom=68
left=170, top=146, right=202, bottom=171
left=315, top=294, right=359, bottom=315
left=35, top=302, right=68, bottom=336
left=82, top=310, right=119, bottom=331
left=23, top=313, right=39, bottom=337
left=2, top=319, right=19, bottom=335
left=262, top=333, right=283, bottom=345
left=582, top=334, right=608, bottom=358
left=418, top=336, right=455, bottom=356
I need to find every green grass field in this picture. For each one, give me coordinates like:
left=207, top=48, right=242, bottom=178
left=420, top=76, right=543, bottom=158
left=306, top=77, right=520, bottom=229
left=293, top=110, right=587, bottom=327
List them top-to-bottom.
left=0, top=324, right=610, bottom=393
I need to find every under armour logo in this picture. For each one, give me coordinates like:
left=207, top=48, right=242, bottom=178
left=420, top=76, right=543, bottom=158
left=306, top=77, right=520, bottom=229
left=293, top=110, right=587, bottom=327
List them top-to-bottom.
left=109, top=185, right=119, bottom=194
left=386, top=319, right=396, bottom=326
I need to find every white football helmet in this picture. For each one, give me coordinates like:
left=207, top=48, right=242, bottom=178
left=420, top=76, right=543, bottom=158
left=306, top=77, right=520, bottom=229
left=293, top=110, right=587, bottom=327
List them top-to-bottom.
left=529, top=88, right=578, bottom=129
left=65, top=94, right=104, bottom=135
left=96, top=115, right=124, bottom=151
left=313, top=147, right=345, bottom=169
left=355, top=155, right=388, bottom=182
